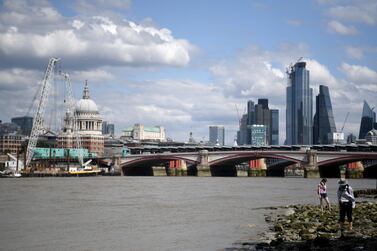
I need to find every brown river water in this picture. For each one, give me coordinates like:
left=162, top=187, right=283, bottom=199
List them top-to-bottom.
left=0, top=177, right=375, bottom=251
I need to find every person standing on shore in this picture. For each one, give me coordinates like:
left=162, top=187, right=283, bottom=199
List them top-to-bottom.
left=317, top=178, right=331, bottom=210
left=337, top=178, right=355, bottom=232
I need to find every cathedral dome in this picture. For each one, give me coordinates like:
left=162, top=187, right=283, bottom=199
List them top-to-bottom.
left=75, top=81, right=99, bottom=114
left=76, top=99, right=98, bottom=113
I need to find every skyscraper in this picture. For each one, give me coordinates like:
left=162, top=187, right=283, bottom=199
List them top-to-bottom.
left=286, top=61, right=313, bottom=145
left=313, top=85, right=336, bottom=144
left=237, top=98, right=279, bottom=145
left=359, top=100, right=376, bottom=139
left=270, top=110, right=279, bottom=145
left=209, top=125, right=225, bottom=146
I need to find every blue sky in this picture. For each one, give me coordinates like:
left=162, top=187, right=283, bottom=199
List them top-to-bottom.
left=0, top=0, right=376, bottom=144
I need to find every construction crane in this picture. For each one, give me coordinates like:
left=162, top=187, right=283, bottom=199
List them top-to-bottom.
left=286, top=56, right=303, bottom=75
left=26, top=58, right=60, bottom=167
left=62, top=73, right=84, bottom=167
left=340, top=112, right=350, bottom=133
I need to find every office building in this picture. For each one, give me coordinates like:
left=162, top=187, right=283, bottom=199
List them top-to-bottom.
left=286, top=61, right=313, bottom=145
left=313, top=85, right=336, bottom=144
left=237, top=99, right=279, bottom=145
left=359, top=100, right=376, bottom=139
left=270, top=110, right=279, bottom=145
left=237, top=114, right=248, bottom=145
left=11, top=116, right=33, bottom=136
left=102, top=121, right=115, bottom=137
left=122, top=124, right=166, bottom=142
left=209, top=125, right=225, bottom=146
left=251, top=125, right=267, bottom=146
left=347, top=133, right=356, bottom=144
left=0, top=134, right=23, bottom=154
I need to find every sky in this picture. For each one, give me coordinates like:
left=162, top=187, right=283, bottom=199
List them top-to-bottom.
left=0, top=0, right=376, bottom=144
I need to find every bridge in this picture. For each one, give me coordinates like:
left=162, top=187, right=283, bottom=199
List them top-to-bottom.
left=114, top=145, right=377, bottom=178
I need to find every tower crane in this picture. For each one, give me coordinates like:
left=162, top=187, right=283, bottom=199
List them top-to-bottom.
left=26, top=58, right=60, bottom=167
left=62, top=73, right=84, bottom=167
left=341, top=112, right=350, bottom=133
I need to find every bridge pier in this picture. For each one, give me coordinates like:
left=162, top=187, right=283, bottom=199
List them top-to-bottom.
left=197, top=150, right=211, bottom=177
left=304, top=150, right=320, bottom=178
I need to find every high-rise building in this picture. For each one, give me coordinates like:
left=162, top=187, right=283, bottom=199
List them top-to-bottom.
left=286, top=61, right=313, bottom=145
left=313, top=85, right=336, bottom=144
left=237, top=99, right=279, bottom=145
left=359, top=100, right=376, bottom=139
left=270, top=110, right=279, bottom=145
left=237, top=114, right=248, bottom=145
left=11, top=116, right=33, bottom=136
left=102, top=121, right=115, bottom=136
left=209, top=125, right=225, bottom=146
left=251, top=125, right=267, bottom=146
left=347, top=133, right=356, bottom=144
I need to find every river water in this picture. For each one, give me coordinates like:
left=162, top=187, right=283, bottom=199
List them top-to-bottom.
left=0, top=177, right=375, bottom=251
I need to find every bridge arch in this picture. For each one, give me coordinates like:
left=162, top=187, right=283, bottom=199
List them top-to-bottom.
left=209, top=153, right=301, bottom=177
left=318, top=155, right=377, bottom=178
left=121, top=156, right=198, bottom=176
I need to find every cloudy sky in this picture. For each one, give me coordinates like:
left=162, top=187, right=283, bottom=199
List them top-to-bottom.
left=0, top=0, right=376, bottom=144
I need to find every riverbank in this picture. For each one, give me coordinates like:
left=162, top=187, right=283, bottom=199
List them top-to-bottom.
left=228, top=198, right=377, bottom=250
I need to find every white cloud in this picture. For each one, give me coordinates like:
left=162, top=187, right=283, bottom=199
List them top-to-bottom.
left=0, top=2, right=194, bottom=69
left=327, top=3, right=377, bottom=25
left=328, top=20, right=358, bottom=35
left=345, top=46, right=364, bottom=59
left=306, top=59, right=338, bottom=88
left=340, top=63, right=377, bottom=91
left=70, top=69, right=114, bottom=83
left=97, top=79, right=240, bottom=142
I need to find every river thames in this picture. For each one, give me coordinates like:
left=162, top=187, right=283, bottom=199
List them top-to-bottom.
left=0, top=177, right=375, bottom=251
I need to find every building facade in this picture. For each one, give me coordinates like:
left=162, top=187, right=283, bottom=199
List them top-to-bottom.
left=286, top=61, right=313, bottom=145
left=57, top=81, right=104, bottom=156
left=313, top=85, right=337, bottom=144
left=237, top=99, right=279, bottom=145
left=359, top=100, right=376, bottom=139
left=11, top=116, right=33, bottom=136
left=102, top=121, right=115, bottom=137
left=122, top=124, right=166, bottom=142
left=209, top=125, right=225, bottom=146
left=250, top=125, right=267, bottom=146
left=366, top=129, right=377, bottom=145
left=0, top=134, right=23, bottom=154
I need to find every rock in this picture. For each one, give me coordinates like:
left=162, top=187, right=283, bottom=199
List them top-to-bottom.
left=284, top=208, right=295, bottom=216
left=274, top=223, right=284, bottom=232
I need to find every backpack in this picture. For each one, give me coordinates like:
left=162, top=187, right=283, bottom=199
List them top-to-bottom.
left=339, top=185, right=350, bottom=203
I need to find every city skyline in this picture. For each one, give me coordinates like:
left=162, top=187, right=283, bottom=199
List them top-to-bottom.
left=0, top=0, right=376, bottom=145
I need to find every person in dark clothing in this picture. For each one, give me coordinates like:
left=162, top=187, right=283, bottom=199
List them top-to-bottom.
left=337, top=178, right=355, bottom=232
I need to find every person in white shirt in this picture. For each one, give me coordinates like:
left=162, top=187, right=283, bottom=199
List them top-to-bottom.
left=337, top=178, right=355, bottom=232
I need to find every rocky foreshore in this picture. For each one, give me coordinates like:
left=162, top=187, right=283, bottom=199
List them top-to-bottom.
left=227, top=201, right=377, bottom=251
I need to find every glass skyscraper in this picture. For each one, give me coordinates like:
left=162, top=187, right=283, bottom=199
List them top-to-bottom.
left=286, top=62, right=313, bottom=145
left=313, top=85, right=336, bottom=144
left=359, top=100, right=376, bottom=139
left=271, top=109, right=279, bottom=145
left=209, top=125, right=225, bottom=146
